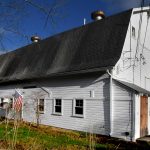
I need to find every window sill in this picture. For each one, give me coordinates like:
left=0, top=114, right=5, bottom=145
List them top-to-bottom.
left=39, top=111, right=44, bottom=114
left=52, top=113, right=62, bottom=116
left=71, top=115, right=84, bottom=118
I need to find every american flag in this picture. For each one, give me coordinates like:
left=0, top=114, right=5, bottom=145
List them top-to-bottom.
left=13, top=90, right=23, bottom=112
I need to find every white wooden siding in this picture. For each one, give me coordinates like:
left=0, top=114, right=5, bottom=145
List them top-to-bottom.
left=113, top=7, right=150, bottom=91
left=0, top=75, right=110, bottom=135
left=112, top=80, right=133, bottom=140
left=23, top=98, right=110, bottom=134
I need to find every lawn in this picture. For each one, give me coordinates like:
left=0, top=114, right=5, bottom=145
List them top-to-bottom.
left=0, top=119, right=149, bottom=150
left=0, top=120, right=110, bottom=150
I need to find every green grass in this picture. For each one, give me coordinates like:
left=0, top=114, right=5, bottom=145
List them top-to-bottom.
left=0, top=121, right=109, bottom=150
left=1, top=121, right=148, bottom=150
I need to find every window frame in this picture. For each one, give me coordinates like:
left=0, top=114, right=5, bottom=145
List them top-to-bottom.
left=0, top=98, right=14, bottom=109
left=38, top=98, right=45, bottom=114
left=53, top=98, right=63, bottom=115
left=73, top=98, right=84, bottom=118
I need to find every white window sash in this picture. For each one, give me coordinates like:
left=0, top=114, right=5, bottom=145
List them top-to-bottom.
left=53, top=98, right=63, bottom=115
left=73, top=99, right=84, bottom=118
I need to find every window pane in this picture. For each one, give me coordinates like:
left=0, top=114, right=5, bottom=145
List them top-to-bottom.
left=132, top=26, right=136, bottom=37
left=39, top=99, right=44, bottom=112
left=39, top=99, right=44, bottom=105
left=54, top=99, right=62, bottom=113
left=56, top=99, right=61, bottom=106
left=76, top=99, right=83, bottom=107
left=79, top=100, right=83, bottom=106
left=39, top=105, right=44, bottom=111
left=55, top=106, right=61, bottom=113
left=75, top=107, right=83, bottom=115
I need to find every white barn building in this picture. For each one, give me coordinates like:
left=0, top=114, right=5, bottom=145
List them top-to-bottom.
left=0, top=7, right=150, bottom=141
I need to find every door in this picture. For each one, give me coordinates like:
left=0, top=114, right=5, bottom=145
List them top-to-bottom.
left=140, top=96, right=148, bottom=137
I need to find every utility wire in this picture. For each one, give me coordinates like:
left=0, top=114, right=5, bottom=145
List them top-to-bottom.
left=133, top=0, right=144, bottom=83
left=141, top=9, right=150, bottom=54
left=134, top=10, right=143, bottom=65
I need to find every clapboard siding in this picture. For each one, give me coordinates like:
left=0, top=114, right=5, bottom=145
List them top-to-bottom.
left=0, top=75, right=137, bottom=140
left=1, top=75, right=110, bottom=135
left=112, top=80, right=133, bottom=140
left=23, top=98, right=110, bottom=134
left=23, top=98, right=36, bottom=122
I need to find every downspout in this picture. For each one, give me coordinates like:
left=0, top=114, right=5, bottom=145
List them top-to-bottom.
left=107, top=69, right=113, bottom=136
left=107, top=70, right=135, bottom=140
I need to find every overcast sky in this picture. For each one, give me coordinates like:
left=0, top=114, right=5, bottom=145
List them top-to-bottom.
left=0, top=0, right=149, bottom=52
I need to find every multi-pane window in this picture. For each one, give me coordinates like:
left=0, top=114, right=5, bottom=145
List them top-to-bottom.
left=38, top=99, right=44, bottom=112
left=54, top=99, right=62, bottom=114
left=74, top=99, right=84, bottom=116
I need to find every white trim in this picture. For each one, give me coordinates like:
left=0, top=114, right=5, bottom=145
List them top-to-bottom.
left=132, top=93, right=136, bottom=141
left=52, top=98, right=63, bottom=115
left=72, top=98, right=85, bottom=118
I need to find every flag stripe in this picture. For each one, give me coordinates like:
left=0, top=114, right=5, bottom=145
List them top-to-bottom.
left=14, top=91, right=23, bottom=112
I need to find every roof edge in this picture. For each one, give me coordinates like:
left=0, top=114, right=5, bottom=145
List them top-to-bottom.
left=113, top=78, right=150, bottom=96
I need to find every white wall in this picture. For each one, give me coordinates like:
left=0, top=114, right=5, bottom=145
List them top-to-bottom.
left=113, top=7, right=150, bottom=91
left=0, top=74, right=111, bottom=135
left=112, top=80, right=134, bottom=141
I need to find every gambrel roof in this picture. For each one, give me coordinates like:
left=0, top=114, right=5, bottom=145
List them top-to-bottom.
left=0, top=9, right=132, bottom=83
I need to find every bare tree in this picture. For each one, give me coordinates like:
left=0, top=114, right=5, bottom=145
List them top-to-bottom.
left=0, top=0, right=68, bottom=52
left=23, top=88, right=48, bottom=127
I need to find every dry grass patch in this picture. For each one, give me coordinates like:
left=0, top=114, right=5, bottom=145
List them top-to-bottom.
left=0, top=120, right=108, bottom=150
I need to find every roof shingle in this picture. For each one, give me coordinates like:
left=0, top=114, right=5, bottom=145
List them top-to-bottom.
left=0, top=9, right=132, bottom=83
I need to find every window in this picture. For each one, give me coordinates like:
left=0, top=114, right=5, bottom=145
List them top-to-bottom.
left=132, top=26, right=136, bottom=38
left=116, top=65, right=120, bottom=75
left=0, top=98, right=4, bottom=107
left=10, top=98, right=13, bottom=108
left=38, top=99, right=44, bottom=113
left=53, top=99, right=62, bottom=114
left=73, top=99, right=84, bottom=117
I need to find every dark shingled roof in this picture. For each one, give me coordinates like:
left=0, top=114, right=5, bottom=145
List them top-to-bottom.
left=0, top=9, right=132, bottom=83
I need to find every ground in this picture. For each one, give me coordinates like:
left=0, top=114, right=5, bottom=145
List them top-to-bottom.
left=0, top=118, right=150, bottom=150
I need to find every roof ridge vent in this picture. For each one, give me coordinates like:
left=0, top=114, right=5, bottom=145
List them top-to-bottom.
left=91, top=10, right=105, bottom=21
left=31, top=36, right=41, bottom=43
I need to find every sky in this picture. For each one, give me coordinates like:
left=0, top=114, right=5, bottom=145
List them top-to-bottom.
left=0, top=0, right=150, bottom=52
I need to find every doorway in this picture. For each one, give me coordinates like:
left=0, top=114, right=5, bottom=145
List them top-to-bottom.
left=140, top=96, right=148, bottom=137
